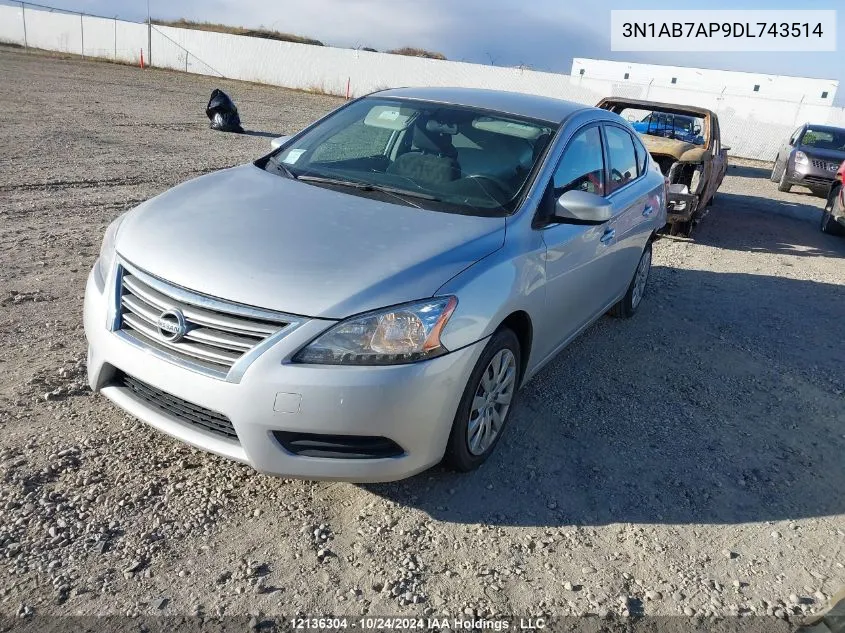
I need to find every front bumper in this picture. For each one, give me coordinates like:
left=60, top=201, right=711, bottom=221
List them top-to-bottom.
left=788, top=160, right=838, bottom=189
left=83, top=266, right=486, bottom=482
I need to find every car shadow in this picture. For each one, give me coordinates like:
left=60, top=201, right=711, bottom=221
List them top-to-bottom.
left=241, top=130, right=279, bottom=138
left=727, top=164, right=772, bottom=180
left=698, top=192, right=845, bottom=258
left=362, top=258, right=844, bottom=527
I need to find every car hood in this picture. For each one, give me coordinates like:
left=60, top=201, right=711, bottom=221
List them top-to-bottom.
left=799, top=146, right=845, bottom=162
left=116, top=164, right=505, bottom=319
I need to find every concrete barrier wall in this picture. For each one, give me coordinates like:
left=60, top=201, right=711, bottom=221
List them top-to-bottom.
left=3, top=2, right=845, bottom=161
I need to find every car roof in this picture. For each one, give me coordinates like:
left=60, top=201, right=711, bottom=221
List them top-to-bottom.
left=371, top=87, right=591, bottom=124
left=598, top=97, right=715, bottom=118
left=804, top=124, right=845, bottom=133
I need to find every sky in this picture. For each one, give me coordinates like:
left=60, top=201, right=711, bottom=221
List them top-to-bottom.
left=34, top=0, right=844, bottom=100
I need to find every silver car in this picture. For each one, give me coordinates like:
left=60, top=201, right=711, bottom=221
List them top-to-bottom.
left=84, top=87, right=667, bottom=482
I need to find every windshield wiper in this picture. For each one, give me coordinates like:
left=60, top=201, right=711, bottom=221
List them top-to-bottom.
left=268, top=155, right=298, bottom=180
left=296, top=175, right=441, bottom=206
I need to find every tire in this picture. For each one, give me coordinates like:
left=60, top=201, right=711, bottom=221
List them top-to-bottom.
left=770, top=159, right=780, bottom=182
left=777, top=164, right=792, bottom=192
left=821, top=192, right=844, bottom=236
left=610, top=241, right=653, bottom=318
left=444, top=328, right=521, bottom=472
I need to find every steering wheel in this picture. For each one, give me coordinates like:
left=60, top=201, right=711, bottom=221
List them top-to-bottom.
left=611, top=168, right=625, bottom=182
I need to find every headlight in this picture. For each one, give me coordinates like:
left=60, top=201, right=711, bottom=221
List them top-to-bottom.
left=794, top=150, right=809, bottom=165
left=96, top=213, right=127, bottom=281
left=293, top=296, right=458, bottom=365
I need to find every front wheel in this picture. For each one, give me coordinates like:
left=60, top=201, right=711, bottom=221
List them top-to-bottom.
left=770, top=158, right=781, bottom=182
left=778, top=164, right=792, bottom=192
left=821, top=193, right=844, bottom=236
left=610, top=241, right=653, bottom=318
left=444, top=328, right=521, bottom=472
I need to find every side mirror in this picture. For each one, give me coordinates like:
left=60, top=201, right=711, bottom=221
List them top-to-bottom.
left=270, top=135, right=292, bottom=150
left=722, top=145, right=731, bottom=152
left=554, top=190, right=613, bottom=223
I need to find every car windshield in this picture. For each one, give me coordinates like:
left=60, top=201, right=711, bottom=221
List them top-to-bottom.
left=264, top=97, right=557, bottom=215
left=623, top=108, right=705, bottom=145
left=801, top=127, right=845, bottom=151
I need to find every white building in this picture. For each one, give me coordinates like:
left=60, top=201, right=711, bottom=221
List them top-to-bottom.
left=571, top=58, right=837, bottom=105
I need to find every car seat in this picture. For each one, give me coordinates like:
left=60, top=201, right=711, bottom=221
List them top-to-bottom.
left=387, top=121, right=461, bottom=187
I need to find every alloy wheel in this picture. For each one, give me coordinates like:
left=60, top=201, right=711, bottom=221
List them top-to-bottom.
left=631, top=247, right=652, bottom=309
left=467, top=348, right=517, bottom=456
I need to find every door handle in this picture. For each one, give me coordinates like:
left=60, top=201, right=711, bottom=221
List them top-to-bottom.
left=643, top=205, right=654, bottom=217
left=600, top=228, right=615, bottom=244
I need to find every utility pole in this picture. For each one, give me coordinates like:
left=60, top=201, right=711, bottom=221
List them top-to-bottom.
left=146, top=0, right=151, bottom=67
left=21, top=2, right=28, bottom=51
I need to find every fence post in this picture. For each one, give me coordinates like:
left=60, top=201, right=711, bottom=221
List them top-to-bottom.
left=20, top=2, right=28, bottom=51
left=80, top=12, right=84, bottom=59
left=185, top=52, right=188, bottom=72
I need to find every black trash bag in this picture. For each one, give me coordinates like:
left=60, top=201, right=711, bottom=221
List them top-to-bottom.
left=206, top=88, right=243, bottom=133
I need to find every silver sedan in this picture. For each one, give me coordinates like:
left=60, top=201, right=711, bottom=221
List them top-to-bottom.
left=84, top=87, right=667, bottom=481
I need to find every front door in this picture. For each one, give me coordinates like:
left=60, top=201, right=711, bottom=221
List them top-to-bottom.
left=537, top=124, right=620, bottom=359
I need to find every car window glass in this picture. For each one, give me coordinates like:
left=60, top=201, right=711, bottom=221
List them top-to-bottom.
left=270, top=97, right=557, bottom=216
left=310, top=120, right=393, bottom=163
left=605, top=126, right=638, bottom=193
left=551, top=127, right=605, bottom=197
left=801, top=128, right=845, bottom=151
left=629, top=133, right=647, bottom=175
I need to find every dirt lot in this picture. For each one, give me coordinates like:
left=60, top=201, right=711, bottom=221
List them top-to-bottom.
left=1, top=46, right=844, bottom=624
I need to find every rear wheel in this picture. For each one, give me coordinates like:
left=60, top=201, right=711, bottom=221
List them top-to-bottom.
left=610, top=241, right=652, bottom=318
left=444, top=328, right=521, bottom=472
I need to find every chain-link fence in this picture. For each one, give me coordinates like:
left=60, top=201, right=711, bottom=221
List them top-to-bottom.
left=2, top=0, right=844, bottom=161
left=0, top=1, right=223, bottom=76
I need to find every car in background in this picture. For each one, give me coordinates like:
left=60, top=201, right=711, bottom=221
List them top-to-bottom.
left=84, top=87, right=667, bottom=482
left=597, top=98, right=728, bottom=238
left=631, top=112, right=705, bottom=146
left=771, top=123, right=845, bottom=197
left=820, top=159, right=845, bottom=236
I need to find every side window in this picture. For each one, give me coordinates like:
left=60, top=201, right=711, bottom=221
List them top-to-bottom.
left=711, top=118, right=721, bottom=155
left=551, top=126, right=605, bottom=197
left=605, top=126, right=638, bottom=193
left=633, top=134, right=648, bottom=175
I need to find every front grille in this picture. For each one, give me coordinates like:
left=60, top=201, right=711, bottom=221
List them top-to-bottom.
left=811, top=159, right=839, bottom=173
left=117, top=264, right=292, bottom=379
left=117, top=371, right=238, bottom=440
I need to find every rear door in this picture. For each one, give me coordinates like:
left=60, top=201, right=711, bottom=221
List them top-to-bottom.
left=602, top=124, right=654, bottom=300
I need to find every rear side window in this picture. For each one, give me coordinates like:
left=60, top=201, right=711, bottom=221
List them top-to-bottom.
left=552, top=126, right=605, bottom=196
left=605, top=126, right=638, bottom=193
left=633, top=134, right=648, bottom=174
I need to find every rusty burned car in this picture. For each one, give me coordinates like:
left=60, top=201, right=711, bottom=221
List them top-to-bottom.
left=597, top=98, right=729, bottom=237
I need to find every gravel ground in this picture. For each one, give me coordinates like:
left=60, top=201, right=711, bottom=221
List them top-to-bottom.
left=1, top=46, right=844, bottom=624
